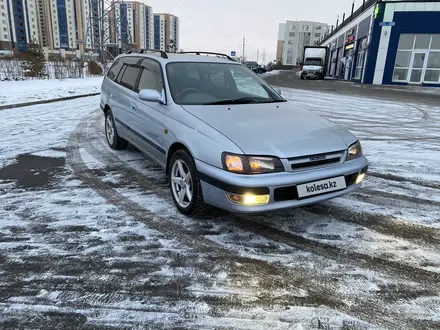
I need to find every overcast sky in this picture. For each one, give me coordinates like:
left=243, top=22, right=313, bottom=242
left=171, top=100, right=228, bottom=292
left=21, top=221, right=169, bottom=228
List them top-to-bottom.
left=143, top=0, right=357, bottom=63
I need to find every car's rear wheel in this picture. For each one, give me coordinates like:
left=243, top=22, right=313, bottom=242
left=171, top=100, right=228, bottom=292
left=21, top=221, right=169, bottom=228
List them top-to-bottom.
left=105, top=109, right=128, bottom=150
left=169, top=149, right=210, bottom=216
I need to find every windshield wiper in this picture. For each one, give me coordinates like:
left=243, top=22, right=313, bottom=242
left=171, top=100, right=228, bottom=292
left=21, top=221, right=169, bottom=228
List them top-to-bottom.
left=203, top=97, right=263, bottom=105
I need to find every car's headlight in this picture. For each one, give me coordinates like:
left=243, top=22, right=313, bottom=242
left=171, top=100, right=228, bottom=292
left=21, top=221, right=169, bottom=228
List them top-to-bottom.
left=347, top=141, right=362, bottom=161
left=222, top=153, right=284, bottom=174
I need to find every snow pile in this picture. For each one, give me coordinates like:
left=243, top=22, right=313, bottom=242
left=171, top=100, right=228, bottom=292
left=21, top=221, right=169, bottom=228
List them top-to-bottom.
left=260, top=70, right=281, bottom=77
left=0, top=77, right=103, bottom=106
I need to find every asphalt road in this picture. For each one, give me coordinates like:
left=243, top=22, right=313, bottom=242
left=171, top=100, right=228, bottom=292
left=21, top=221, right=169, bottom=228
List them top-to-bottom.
left=264, top=70, right=440, bottom=107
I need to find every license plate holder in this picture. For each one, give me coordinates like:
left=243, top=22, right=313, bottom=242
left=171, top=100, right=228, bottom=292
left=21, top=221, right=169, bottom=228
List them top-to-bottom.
left=297, top=176, right=347, bottom=198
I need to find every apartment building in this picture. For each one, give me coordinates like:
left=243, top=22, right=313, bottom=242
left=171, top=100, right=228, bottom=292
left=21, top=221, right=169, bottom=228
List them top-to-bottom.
left=0, top=0, right=41, bottom=52
left=1, top=0, right=179, bottom=58
left=109, top=1, right=154, bottom=50
left=154, top=13, right=179, bottom=52
left=277, top=20, right=329, bottom=65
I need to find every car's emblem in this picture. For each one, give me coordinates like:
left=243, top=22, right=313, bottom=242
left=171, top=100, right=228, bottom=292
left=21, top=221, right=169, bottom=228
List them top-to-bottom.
left=310, top=155, right=326, bottom=161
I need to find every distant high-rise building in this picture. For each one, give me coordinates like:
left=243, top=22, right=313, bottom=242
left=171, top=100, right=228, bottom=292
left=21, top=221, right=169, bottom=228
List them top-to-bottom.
left=0, top=0, right=41, bottom=52
left=0, top=0, right=179, bottom=58
left=109, top=1, right=153, bottom=51
left=154, top=13, right=179, bottom=52
left=277, top=20, right=329, bottom=65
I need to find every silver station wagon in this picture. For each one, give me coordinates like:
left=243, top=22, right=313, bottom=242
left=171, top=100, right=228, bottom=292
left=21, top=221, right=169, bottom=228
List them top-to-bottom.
left=100, top=50, right=368, bottom=215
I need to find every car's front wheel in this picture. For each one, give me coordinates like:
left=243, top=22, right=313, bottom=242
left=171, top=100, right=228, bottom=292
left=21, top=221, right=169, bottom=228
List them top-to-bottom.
left=105, top=109, right=128, bottom=150
left=169, top=149, right=210, bottom=216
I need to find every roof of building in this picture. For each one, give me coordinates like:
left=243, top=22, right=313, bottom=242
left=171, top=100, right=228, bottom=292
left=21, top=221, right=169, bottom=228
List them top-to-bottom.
left=319, top=0, right=378, bottom=45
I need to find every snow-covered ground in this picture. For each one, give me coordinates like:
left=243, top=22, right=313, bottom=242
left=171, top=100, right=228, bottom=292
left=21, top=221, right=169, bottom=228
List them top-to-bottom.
left=260, top=70, right=281, bottom=77
left=0, top=77, right=103, bottom=106
left=0, top=83, right=439, bottom=329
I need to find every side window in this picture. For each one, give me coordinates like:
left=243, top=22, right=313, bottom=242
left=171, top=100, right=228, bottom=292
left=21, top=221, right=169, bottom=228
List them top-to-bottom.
left=107, top=59, right=122, bottom=81
left=138, top=59, right=164, bottom=92
left=119, top=65, right=142, bottom=91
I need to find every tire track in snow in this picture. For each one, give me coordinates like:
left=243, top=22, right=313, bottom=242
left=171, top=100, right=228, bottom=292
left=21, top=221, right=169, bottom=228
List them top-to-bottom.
left=79, top=113, right=440, bottom=290
left=67, top=114, right=415, bottom=329
left=368, top=171, right=440, bottom=190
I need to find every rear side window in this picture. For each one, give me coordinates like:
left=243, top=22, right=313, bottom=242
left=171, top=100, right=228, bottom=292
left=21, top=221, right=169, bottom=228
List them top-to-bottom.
left=106, top=59, right=122, bottom=81
left=137, top=59, right=164, bottom=92
left=119, top=65, right=142, bottom=91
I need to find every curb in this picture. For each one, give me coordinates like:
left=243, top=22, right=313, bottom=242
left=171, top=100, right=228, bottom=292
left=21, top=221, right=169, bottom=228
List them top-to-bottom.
left=0, top=92, right=101, bottom=111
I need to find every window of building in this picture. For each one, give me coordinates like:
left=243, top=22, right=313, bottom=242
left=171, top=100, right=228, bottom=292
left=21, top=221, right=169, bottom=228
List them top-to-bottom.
left=290, top=25, right=295, bottom=30
left=302, top=25, right=309, bottom=31
left=316, top=26, right=322, bottom=30
left=3, top=27, right=6, bottom=32
left=289, top=32, right=295, bottom=37
left=315, top=33, right=321, bottom=38
left=4, top=34, right=7, bottom=39
left=393, top=34, right=440, bottom=83
left=288, top=40, right=294, bottom=45
left=354, top=50, right=365, bottom=79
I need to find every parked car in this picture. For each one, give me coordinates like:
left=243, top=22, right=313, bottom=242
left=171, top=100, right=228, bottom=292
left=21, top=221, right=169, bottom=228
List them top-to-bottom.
left=100, top=50, right=368, bottom=215
left=244, top=61, right=267, bottom=74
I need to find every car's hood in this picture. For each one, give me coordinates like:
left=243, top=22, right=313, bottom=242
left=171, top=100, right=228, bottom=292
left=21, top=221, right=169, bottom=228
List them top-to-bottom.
left=303, top=65, right=323, bottom=70
left=181, top=102, right=356, bottom=158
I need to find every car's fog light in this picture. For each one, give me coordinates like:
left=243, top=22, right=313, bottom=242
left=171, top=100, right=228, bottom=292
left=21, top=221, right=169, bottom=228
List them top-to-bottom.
left=355, top=173, right=365, bottom=184
left=227, top=193, right=270, bottom=205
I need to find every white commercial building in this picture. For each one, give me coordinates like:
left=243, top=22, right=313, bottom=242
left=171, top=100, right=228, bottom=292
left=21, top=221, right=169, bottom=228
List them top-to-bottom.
left=277, top=20, right=329, bottom=65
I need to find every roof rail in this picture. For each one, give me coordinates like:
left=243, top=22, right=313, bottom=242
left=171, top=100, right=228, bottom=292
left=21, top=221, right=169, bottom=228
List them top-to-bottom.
left=125, top=48, right=168, bottom=59
left=179, top=51, right=234, bottom=61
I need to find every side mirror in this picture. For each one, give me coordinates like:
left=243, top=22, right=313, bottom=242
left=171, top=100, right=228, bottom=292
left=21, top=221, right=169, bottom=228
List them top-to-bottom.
left=274, top=87, right=282, bottom=96
left=139, top=89, right=163, bottom=103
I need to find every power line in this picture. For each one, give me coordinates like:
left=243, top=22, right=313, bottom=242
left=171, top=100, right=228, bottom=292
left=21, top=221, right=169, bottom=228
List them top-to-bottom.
left=173, top=0, right=232, bottom=50
left=185, top=0, right=237, bottom=46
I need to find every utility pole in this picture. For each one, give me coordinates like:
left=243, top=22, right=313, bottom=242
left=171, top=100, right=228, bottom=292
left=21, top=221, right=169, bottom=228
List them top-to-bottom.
left=242, top=36, right=246, bottom=63
left=257, top=49, right=259, bottom=64
left=262, top=49, right=266, bottom=66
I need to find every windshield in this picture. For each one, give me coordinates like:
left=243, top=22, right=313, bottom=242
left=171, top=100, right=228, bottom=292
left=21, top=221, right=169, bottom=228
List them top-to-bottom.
left=304, top=58, right=323, bottom=66
left=166, top=62, right=284, bottom=105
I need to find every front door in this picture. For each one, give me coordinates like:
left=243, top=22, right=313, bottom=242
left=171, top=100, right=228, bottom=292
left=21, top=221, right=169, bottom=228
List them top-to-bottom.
left=409, top=52, right=428, bottom=83
left=131, top=58, right=167, bottom=166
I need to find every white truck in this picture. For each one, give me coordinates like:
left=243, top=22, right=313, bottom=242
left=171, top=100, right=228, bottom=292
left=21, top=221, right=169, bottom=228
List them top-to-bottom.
left=301, top=46, right=329, bottom=80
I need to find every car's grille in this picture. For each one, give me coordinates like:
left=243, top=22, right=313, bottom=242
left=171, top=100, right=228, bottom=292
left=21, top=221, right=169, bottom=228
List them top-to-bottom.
left=306, top=70, right=315, bottom=74
left=288, top=151, right=345, bottom=172
left=273, top=173, right=358, bottom=202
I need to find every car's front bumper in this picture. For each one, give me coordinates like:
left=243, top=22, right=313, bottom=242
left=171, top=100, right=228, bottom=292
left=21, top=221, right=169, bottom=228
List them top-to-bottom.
left=196, top=157, right=368, bottom=213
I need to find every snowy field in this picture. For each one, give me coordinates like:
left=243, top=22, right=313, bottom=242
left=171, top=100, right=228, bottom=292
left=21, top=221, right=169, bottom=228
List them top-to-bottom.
left=0, top=77, right=103, bottom=106
left=0, top=82, right=439, bottom=329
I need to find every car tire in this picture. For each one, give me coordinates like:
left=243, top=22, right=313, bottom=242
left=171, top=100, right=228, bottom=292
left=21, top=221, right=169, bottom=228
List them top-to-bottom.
left=300, top=75, right=304, bottom=80
left=105, top=109, right=128, bottom=150
left=169, top=149, right=210, bottom=216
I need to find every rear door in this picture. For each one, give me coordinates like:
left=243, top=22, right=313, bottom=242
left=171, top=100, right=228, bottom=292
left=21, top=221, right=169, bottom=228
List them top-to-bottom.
left=131, top=58, right=167, bottom=166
